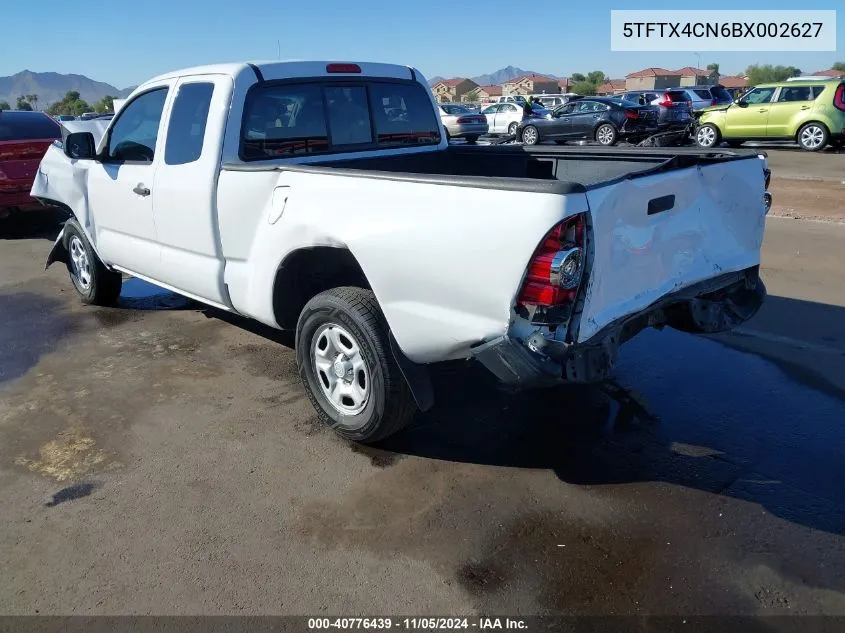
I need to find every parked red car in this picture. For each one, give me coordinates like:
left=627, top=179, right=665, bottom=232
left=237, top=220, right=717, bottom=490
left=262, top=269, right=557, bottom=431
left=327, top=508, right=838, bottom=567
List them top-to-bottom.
left=0, top=111, right=61, bottom=218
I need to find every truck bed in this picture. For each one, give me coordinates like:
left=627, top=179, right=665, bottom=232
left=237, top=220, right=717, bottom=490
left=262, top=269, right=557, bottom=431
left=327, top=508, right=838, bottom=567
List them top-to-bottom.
left=224, top=145, right=764, bottom=193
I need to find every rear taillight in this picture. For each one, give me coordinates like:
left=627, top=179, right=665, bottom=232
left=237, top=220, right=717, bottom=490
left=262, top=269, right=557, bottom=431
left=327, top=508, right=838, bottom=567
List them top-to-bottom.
left=834, top=84, right=845, bottom=111
left=658, top=93, right=672, bottom=107
left=624, top=109, right=639, bottom=119
left=517, top=214, right=586, bottom=323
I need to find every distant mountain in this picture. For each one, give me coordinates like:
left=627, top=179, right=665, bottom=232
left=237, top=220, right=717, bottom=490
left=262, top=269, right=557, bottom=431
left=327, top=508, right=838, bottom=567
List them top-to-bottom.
left=470, top=66, right=563, bottom=86
left=0, top=70, right=133, bottom=108
left=427, top=75, right=445, bottom=86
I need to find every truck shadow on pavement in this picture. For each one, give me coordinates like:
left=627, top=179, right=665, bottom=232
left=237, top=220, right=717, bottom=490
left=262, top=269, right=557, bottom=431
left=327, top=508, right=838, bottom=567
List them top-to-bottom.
left=379, top=315, right=845, bottom=538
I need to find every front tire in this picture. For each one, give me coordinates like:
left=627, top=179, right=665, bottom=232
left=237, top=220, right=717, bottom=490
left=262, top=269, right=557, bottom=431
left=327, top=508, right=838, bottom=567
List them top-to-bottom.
left=696, top=123, right=721, bottom=148
left=797, top=123, right=828, bottom=152
left=595, top=124, right=618, bottom=146
left=64, top=219, right=122, bottom=306
left=295, top=286, right=416, bottom=443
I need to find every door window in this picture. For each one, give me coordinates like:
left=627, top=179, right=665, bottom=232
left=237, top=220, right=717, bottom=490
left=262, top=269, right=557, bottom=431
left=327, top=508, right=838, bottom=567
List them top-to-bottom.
left=164, top=82, right=214, bottom=165
left=741, top=87, right=776, bottom=104
left=107, top=88, right=169, bottom=162
left=481, top=105, right=498, bottom=114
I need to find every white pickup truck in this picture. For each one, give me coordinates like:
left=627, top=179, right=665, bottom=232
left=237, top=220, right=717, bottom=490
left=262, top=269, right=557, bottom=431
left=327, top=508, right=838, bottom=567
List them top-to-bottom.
left=33, top=60, right=772, bottom=443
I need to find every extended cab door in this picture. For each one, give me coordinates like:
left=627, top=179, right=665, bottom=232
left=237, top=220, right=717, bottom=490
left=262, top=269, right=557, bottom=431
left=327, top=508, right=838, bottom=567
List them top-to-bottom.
left=150, top=74, right=234, bottom=306
left=87, top=83, right=172, bottom=274
left=724, top=86, right=777, bottom=137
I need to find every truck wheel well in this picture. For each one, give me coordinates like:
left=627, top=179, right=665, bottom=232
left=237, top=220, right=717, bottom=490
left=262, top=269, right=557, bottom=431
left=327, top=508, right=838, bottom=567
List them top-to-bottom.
left=273, top=247, right=371, bottom=330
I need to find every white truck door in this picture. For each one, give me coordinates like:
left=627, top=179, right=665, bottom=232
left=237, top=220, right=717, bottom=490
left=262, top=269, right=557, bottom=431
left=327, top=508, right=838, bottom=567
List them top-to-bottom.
left=150, top=74, right=233, bottom=306
left=86, top=82, right=172, bottom=276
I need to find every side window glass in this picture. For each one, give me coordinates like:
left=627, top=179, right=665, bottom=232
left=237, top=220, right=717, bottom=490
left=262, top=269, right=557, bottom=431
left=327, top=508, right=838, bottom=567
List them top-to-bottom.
left=165, top=82, right=214, bottom=165
left=241, top=83, right=328, bottom=158
left=326, top=86, right=372, bottom=146
left=778, top=86, right=812, bottom=102
left=810, top=86, right=825, bottom=100
left=108, top=88, right=168, bottom=162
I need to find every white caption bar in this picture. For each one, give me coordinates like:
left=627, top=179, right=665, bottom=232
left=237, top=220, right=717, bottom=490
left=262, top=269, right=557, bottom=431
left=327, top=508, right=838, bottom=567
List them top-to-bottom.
left=611, top=10, right=836, bottom=51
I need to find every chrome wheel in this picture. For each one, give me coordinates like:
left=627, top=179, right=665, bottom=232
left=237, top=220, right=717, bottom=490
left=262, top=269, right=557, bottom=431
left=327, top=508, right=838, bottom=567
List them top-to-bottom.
left=508, top=122, right=518, bottom=135
left=596, top=125, right=615, bottom=145
left=696, top=125, right=716, bottom=147
left=800, top=125, right=825, bottom=150
left=522, top=126, right=539, bottom=145
left=68, top=235, right=91, bottom=290
left=312, top=323, right=370, bottom=421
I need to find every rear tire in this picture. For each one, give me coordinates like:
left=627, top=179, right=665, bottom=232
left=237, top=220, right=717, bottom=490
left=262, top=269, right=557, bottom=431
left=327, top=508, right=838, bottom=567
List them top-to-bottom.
left=507, top=121, right=519, bottom=135
left=797, top=123, right=828, bottom=152
left=595, top=124, right=618, bottom=146
left=464, top=135, right=479, bottom=143
left=64, top=219, right=122, bottom=306
left=295, top=286, right=417, bottom=443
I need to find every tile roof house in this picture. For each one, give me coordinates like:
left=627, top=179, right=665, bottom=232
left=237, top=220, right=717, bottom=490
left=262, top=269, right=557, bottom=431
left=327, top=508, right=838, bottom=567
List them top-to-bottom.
left=625, top=67, right=717, bottom=90
left=813, top=69, right=845, bottom=78
left=502, top=73, right=559, bottom=96
left=718, top=75, right=748, bottom=89
left=431, top=77, right=479, bottom=103
left=596, top=79, right=626, bottom=95
left=475, top=85, right=502, bottom=101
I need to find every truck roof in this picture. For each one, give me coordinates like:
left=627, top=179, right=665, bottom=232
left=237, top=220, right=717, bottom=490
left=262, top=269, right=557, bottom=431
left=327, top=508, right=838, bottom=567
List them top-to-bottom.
left=140, top=60, right=421, bottom=89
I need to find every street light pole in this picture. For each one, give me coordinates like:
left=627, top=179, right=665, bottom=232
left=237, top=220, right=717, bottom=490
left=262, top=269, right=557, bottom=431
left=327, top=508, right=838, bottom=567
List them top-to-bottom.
left=695, top=52, right=701, bottom=71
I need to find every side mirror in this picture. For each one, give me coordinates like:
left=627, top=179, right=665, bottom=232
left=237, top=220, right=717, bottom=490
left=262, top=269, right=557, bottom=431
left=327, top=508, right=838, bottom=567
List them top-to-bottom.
left=64, top=132, right=97, bottom=160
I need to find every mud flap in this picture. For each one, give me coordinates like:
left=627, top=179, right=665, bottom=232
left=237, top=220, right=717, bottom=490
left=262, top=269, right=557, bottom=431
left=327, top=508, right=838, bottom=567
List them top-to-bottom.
left=45, top=226, right=68, bottom=270
left=389, top=332, right=434, bottom=412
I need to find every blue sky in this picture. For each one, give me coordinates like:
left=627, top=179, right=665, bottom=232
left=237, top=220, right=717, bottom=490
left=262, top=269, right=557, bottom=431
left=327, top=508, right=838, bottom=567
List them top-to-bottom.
left=2, top=1, right=840, bottom=88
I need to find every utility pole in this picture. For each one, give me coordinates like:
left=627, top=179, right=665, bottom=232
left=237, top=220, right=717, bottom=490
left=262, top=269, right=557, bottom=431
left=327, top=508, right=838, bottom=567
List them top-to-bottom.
left=277, top=40, right=281, bottom=60
left=695, top=52, right=701, bottom=71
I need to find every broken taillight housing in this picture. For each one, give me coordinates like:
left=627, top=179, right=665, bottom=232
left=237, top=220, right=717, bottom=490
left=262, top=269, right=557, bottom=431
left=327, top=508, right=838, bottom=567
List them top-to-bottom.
left=517, top=213, right=586, bottom=324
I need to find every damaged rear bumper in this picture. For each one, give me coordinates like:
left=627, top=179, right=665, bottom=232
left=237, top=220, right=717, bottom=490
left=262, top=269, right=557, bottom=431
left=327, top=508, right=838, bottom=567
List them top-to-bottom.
left=472, top=266, right=766, bottom=387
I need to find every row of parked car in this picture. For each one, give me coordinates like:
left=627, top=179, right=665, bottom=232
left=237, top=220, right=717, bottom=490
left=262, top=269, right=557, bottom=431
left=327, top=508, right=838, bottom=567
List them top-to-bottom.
left=439, top=77, right=845, bottom=152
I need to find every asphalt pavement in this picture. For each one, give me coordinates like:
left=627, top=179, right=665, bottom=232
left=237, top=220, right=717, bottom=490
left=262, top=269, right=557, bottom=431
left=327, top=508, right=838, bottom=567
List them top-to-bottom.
left=1, top=152, right=845, bottom=617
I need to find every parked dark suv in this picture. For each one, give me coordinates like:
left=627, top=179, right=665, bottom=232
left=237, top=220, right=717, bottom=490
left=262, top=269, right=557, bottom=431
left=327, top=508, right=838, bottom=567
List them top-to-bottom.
left=622, top=89, right=692, bottom=130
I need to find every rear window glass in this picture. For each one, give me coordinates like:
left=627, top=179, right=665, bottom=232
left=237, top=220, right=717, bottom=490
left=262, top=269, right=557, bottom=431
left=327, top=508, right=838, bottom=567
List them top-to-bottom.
left=241, top=80, right=440, bottom=159
left=369, top=82, right=441, bottom=148
left=711, top=86, right=733, bottom=101
left=693, top=89, right=712, bottom=99
left=666, top=91, right=689, bottom=102
left=441, top=104, right=471, bottom=115
left=0, top=113, right=60, bottom=142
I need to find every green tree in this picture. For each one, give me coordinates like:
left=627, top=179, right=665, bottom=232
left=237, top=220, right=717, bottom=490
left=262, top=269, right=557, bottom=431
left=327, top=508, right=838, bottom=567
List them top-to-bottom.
left=832, top=61, right=845, bottom=71
left=707, top=63, right=720, bottom=74
left=745, top=64, right=801, bottom=85
left=586, top=71, right=607, bottom=85
left=570, top=72, right=586, bottom=83
left=570, top=81, right=597, bottom=96
left=462, top=89, right=480, bottom=104
left=47, top=90, right=92, bottom=116
left=26, top=94, right=39, bottom=110
left=93, top=95, right=115, bottom=113
left=15, top=96, right=33, bottom=111
left=0, top=100, right=10, bottom=110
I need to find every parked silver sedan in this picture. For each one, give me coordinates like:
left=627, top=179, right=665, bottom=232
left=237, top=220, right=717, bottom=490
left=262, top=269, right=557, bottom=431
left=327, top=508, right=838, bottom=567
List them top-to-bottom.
left=439, top=104, right=489, bottom=142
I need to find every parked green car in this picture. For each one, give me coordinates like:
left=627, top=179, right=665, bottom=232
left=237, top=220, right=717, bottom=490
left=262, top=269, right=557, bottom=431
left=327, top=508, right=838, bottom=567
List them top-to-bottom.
left=695, top=78, right=845, bottom=151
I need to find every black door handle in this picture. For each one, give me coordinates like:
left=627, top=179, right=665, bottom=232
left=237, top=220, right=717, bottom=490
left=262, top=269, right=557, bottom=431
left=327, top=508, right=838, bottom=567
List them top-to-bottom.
left=133, top=184, right=150, bottom=197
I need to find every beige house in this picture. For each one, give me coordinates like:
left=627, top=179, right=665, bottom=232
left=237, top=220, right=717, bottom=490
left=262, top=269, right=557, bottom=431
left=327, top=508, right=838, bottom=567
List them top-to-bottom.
left=625, top=67, right=717, bottom=91
left=502, top=73, right=559, bottom=96
left=431, top=78, right=479, bottom=103
left=475, top=85, right=502, bottom=102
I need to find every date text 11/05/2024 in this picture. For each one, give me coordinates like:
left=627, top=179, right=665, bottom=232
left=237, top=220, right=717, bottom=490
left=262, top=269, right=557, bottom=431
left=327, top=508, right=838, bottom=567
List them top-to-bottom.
left=307, top=617, right=528, bottom=630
